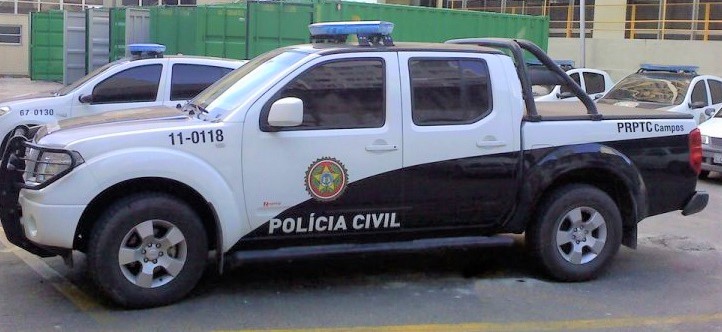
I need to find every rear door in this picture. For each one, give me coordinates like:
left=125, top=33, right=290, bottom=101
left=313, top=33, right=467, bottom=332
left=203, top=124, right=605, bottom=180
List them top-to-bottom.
left=398, top=52, right=520, bottom=229
left=163, top=60, right=236, bottom=109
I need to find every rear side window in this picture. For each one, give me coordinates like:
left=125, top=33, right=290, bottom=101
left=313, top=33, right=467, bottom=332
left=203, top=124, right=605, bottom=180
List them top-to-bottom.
left=265, top=58, right=385, bottom=130
left=410, top=58, right=492, bottom=126
left=92, top=64, right=162, bottom=104
left=170, top=64, right=234, bottom=101
left=583, top=72, right=607, bottom=94
left=709, top=80, right=722, bottom=104
left=691, top=81, right=708, bottom=105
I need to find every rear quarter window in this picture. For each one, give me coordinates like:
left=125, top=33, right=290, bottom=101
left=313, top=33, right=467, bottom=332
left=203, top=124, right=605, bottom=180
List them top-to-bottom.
left=171, top=64, right=235, bottom=101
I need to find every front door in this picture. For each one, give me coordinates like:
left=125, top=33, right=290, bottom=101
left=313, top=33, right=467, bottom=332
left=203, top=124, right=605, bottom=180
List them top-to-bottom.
left=241, top=52, right=404, bottom=241
left=71, top=62, right=166, bottom=117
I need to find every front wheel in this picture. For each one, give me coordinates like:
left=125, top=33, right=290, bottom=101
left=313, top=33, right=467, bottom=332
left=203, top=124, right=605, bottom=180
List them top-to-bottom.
left=526, top=184, right=622, bottom=281
left=87, top=193, right=208, bottom=308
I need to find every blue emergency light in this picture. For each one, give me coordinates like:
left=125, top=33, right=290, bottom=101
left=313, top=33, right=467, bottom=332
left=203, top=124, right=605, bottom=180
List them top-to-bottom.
left=308, top=21, right=395, bottom=46
left=128, top=44, right=166, bottom=60
left=639, top=63, right=698, bottom=74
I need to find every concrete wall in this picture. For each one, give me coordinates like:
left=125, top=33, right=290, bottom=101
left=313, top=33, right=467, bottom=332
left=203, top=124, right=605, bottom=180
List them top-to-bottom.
left=0, top=14, right=29, bottom=76
left=548, top=37, right=722, bottom=82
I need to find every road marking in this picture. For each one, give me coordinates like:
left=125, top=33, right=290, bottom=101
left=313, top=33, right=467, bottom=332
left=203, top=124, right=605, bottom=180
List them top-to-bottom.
left=0, top=227, right=112, bottom=323
left=221, top=312, right=722, bottom=332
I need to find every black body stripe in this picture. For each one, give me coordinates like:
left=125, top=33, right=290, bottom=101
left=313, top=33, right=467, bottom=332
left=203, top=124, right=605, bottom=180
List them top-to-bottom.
left=231, top=134, right=696, bottom=252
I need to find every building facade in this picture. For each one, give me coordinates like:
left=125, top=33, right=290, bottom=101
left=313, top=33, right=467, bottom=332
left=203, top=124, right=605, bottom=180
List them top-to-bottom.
left=0, top=0, right=720, bottom=78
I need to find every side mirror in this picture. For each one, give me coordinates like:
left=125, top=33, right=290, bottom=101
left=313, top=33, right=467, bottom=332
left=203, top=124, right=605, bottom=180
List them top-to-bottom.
left=556, top=91, right=576, bottom=99
left=592, top=93, right=603, bottom=100
left=78, top=94, right=93, bottom=104
left=267, top=97, right=303, bottom=127
left=689, top=101, right=707, bottom=109
left=704, top=108, right=716, bottom=117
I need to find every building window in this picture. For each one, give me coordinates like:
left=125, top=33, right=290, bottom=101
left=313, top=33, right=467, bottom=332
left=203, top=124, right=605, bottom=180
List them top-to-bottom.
left=627, top=0, right=722, bottom=40
left=0, top=25, right=21, bottom=45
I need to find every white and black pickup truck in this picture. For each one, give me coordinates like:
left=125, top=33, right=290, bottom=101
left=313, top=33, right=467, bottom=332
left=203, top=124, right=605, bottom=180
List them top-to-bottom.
left=0, top=22, right=708, bottom=308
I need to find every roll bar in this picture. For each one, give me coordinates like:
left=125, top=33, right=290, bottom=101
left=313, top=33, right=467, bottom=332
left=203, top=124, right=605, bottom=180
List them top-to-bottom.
left=445, top=38, right=600, bottom=121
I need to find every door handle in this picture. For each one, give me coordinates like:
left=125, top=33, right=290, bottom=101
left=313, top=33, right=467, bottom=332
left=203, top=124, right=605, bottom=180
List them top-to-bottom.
left=176, top=103, right=183, bottom=109
left=476, top=140, right=506, bottom=148
left=365, top=144, right=398, bottom=152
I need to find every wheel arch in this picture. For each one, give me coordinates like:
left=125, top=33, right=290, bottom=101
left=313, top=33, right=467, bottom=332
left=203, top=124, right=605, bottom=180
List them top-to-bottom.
left=507, top=147, right=647, bottom=248
left=73, top=177, right=221, bottom=256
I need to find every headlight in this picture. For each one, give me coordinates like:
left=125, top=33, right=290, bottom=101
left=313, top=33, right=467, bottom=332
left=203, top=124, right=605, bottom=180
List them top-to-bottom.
left=0, top=106, right=9, bottom=116
left=702, top=135, right=710, bottom=145
left=24, top=146, right=84, bottom=187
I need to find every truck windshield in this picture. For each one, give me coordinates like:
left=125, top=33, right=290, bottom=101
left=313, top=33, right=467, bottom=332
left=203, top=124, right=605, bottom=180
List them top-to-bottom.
left=194, top=49, right=308, bottom=120
left=56, top=60, right=127, bottom=96
left=601, top=73, right=692, bottom=106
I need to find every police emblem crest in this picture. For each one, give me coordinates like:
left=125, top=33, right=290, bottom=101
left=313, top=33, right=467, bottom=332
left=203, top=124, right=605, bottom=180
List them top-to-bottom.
left=305, top=157, right=348, bottom=201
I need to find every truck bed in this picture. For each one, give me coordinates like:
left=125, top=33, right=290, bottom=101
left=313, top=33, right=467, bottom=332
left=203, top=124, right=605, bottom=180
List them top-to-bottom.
left=534, top=101, right=691, bottom=120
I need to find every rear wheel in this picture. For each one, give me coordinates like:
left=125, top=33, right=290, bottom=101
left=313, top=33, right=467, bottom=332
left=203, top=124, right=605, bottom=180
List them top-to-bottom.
left=699, top=170, right=711, bottom=179
left=526, top=184, right=622, bottom=281
left=87, top=193, right=208, bottom=308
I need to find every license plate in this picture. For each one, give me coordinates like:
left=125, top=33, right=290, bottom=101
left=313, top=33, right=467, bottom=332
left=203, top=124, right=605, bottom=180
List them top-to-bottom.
left=714, top=153, right=722, bottom=164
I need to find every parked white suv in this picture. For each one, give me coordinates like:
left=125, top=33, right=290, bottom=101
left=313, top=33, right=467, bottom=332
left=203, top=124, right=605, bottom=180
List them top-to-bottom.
left=0, top=44, right=245, bottom=141
left=598, top=64, right=722, bottom=125
left=533, top=67, right=614, bottom=102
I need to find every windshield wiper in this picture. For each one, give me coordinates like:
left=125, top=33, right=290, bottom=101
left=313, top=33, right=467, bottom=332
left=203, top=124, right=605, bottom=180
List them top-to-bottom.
left=182, top=103, right=208, bottom=116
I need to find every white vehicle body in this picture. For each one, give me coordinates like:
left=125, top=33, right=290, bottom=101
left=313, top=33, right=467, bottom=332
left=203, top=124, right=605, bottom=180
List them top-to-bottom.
left=0, top=35, right=706, bottom=308
left=0, top=56, right=245, bottom=140
left=533, top=68, right=614, bottom=102
left=599, top=68, right=722, bottom=125
left=698, top=110, right=722, bottom=175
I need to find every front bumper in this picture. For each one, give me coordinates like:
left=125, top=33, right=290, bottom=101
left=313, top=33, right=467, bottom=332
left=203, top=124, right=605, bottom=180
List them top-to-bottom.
left=0, top=126, right=68, bottom=257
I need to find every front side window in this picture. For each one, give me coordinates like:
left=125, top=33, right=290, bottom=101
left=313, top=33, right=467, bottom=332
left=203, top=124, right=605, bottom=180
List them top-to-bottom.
left=410, top=58, right=492, bottom=126
left=264, top=59, right=385, bottom=130
left=92, top=64, right=162, bottom=104
left=170, top=64, right=234, bottom=101
left=560, top=72, right=581, bottom=94
left=583, top=72, right=607, bottom=94
left=691, top=81, right=708, bottom=105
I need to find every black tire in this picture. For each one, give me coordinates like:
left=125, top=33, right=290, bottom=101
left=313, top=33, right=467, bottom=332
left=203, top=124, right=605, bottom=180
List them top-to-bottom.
left=699, top=170, right=711, bottom=179
left=526, top=184, right=622, bottom=281
left=87, top=192, right=208, bottom=308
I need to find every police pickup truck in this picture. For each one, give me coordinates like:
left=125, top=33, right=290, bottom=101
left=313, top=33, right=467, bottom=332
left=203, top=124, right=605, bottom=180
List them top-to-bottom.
left=0, top=22, right=708, bottom=308
left=0, top=44, right=245, bottom=143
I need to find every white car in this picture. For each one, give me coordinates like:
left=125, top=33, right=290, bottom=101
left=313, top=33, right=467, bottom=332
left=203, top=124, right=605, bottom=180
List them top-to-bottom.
left=0, top=45, right=245, bottom=141
left=598, top=64, right=722, bottom=125
left=533, top=67, right=614, bottom=102
left=698, top=110, right=722, bottom=177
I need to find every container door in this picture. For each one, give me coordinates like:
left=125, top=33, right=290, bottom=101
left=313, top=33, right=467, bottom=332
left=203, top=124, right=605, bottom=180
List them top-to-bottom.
left=86, top=8, right=110, bottom=73
left=125, top=8, right=150, bottom=57
left=30, top=11, right=64, bottom=82
left=63, top=11, right=86, bottom=85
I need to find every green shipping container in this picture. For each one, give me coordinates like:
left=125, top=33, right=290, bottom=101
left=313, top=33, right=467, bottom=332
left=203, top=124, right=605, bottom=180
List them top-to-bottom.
left=314, top=0, right=548, bottom=51
left=246, top=1, right=314, bottom=58
left=149, top=6, right=198, bottom=56
left=199, top=6, right=248, bottom=59
left=29, top=11, right=64, bottom=82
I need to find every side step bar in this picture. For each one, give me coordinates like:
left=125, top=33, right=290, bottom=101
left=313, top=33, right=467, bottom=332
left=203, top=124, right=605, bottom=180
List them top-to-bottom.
left=226, top=235, right=516, bottom=268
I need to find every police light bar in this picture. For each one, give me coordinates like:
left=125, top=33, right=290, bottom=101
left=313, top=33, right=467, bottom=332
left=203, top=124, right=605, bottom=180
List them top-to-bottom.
left=308, top=21, right=394, bottom=46
left=128, top=44, right=166, bottom=60
left=526, top=59, right=574, bottom=69
left=639, top=63, right=698, bottom=74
